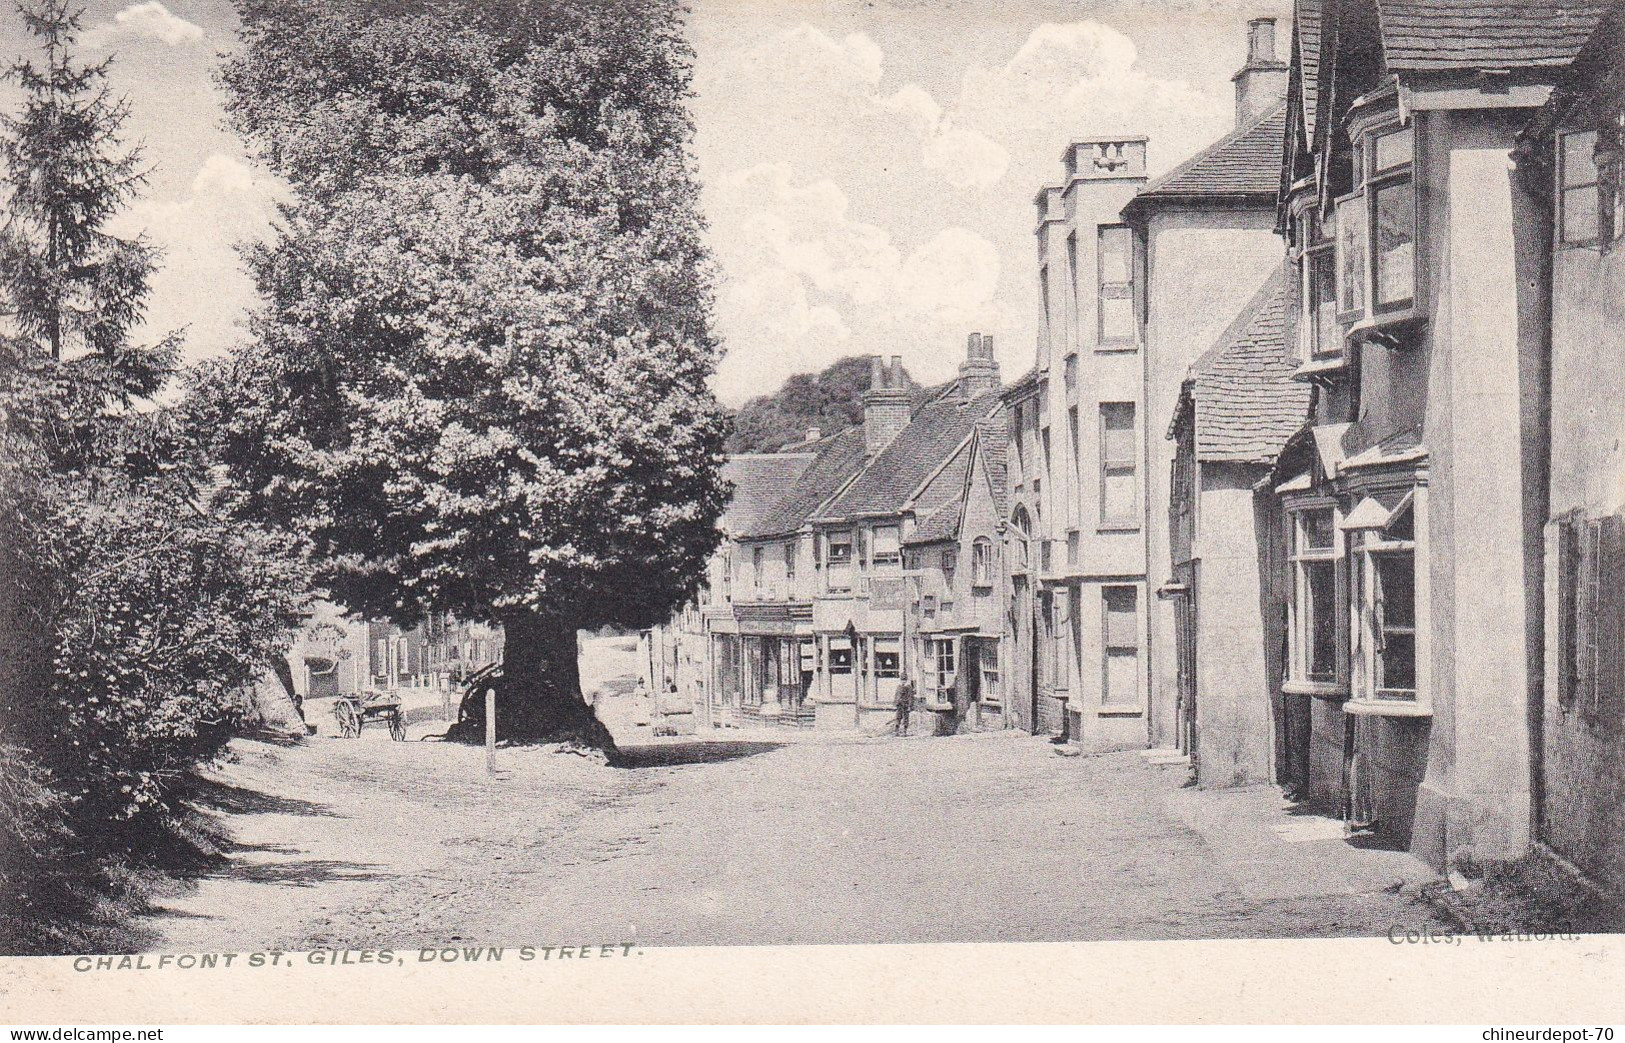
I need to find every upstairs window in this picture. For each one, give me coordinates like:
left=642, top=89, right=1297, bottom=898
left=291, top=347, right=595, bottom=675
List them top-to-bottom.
left=1557, top=116, right=1624, bottom=251
left=1336, top=118, right=1417, bottom=325
left=1292, top=207, right=1340, bottom=362
left=1097, top=224, right=1135, bottom=346
left=1099, top=402, right=1138, bottom=529
left=872, top=525, right=901, bottom=569
left=826, top=533, right=853, bottom=593
left=971, top=537, right=994, bottom=588
left=784, top=542, right=796, bottom=585
left=942, top=546, right=958, bottom=582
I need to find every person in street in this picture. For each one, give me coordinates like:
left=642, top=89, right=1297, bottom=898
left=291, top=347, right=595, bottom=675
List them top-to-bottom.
left=894, top=679, right=916, bottom=736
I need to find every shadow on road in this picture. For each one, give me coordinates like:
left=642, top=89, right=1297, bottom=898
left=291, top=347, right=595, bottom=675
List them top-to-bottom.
left=613, top=740, right=785, bottom=769
left=188, top=779, right=339, bottom=818
left=213, top=857, right=390, bottom=887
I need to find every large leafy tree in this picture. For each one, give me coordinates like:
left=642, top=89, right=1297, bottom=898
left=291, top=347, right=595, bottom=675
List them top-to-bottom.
left=0, top=0, right=308, bottom=951
left=207, top=0, right=731, bottom=749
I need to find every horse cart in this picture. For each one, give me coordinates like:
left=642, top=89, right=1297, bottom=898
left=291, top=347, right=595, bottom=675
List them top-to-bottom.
left=332, top=690, right=407, bottom=741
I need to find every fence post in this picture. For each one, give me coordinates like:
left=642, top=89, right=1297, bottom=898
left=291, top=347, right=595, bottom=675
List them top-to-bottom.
left=485, top=687, right=496, bottom=775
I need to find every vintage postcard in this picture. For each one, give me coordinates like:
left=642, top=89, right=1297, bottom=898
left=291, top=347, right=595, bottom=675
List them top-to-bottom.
left=1, top=0, right=1623, bottom=1027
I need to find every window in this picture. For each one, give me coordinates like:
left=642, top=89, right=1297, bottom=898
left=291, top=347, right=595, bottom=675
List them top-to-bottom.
left=1337, top=119, right=1417, bottom=323
left=1560, top=129, right=1602, bottom=247
left=1293, top=208, right=1340, bottom=361
left=1097, top=224, right=1135, bottom=345
left=1066, top=231, right=1080, bottom=314
left=1040, top=264, right=1052, bottom=341
left=1064, top=352, right=1078, bottom=392
left=1099, top=403, right=1138, bottom=528
left=1068, top=407, right=1080, bottom=475
left=1349, top=496, right=1419, bottom=704
left=1010, top=507, right=1031, bottom=570
left=1288, top=507, right=1341, bottom=686
left=1557, top=514, right=1625, bottom=717
left=872, top=525, right=901, bottom=569
left=826, top=533, right=853, bottom=592
left=971, top=537, right=994, bottom=588
left=784, top=543, right=796, bottom=586
left=752, top=545, right=764, bottom=593
left=942, top=546, right=958, bottom=582
left=1102, top=586, right=1139, bottom=705
left=1052, top=598, right=1069, bottom=690
left=827, top=637, right=853, bottom=674
left=873, top=638, right=901, bottom=679
left=924, top=638, right=956, bottom=704
left=979, top=642, right=1001, bottom=703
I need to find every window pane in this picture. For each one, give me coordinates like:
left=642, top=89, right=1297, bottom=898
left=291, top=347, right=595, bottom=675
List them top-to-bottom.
left=1373, top=126, right=1413, bottom=174
left=1562, top=131, right=1599, bottom=189
left=1373, top=179, right=1415, bottom=307
left=1563, top=186, right=1599, bottom=244
left=1337, top=196, right=1366, bottom=314
left=1098, top=225, right=1132, bottom=283
left=1312, top=251, right=1340, bottom=356
left=1100, top=296, right=1135, bottom=342
left=1102, top=403, right=1135, bottom=461
left=1103, top=470, right=1137, bottom=521
left=1298, top=509, right=1335, bottom=551
left=1376, top=551, right=1415, bottom=629
left=1304, top=560, right=1337, bottom=682
left=1104, top=586, right=1137, bottom=646
left=1378, top=633, right=1416, bottom=692
left=1105, top=650, right=1138, bottom=704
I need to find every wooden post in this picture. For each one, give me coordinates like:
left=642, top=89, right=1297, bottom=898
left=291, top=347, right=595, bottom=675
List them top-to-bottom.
left=485, top=687, right=496, bottom=775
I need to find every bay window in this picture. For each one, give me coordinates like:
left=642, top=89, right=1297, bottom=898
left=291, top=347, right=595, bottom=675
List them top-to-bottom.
left=1334, top=115, right=1418, bottom=328
left=1293, top=206, right=1340, bottom=362
left=1346, top=491, right=1425, bottom=710
left=1286, top=504, right=1344, bottom=691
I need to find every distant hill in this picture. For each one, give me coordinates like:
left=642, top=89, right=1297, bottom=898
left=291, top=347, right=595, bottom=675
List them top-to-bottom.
left=725, top=356, right=941, bottom=454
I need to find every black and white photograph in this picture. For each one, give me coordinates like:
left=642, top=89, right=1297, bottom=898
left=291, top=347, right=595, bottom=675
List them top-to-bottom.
left=1, top=0, right=1623, bottom=1026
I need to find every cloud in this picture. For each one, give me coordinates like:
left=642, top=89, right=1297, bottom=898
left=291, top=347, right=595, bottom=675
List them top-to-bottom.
left=85, top=2, right=205, bottom=48
left=878, top=86, right=1009, bottom=189
left=107, top=153, right=283, bottom=363
left=706, top=163, right=1004, bottom=404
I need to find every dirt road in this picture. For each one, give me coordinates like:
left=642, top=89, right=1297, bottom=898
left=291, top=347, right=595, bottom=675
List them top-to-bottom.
left=146, top=715, right=1447, bottom=951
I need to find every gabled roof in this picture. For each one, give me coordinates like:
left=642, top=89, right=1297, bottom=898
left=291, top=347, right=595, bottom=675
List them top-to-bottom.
left=1297, top=0, right=1325, bottom=141
left=1375, top=0, right=1614, bottom=73
left=1122, top=106, right=1288, bottom=219
left=1179, top=271, right=1312, bottom=464
left=818, top=391, right=1003, bottom=522
left=976, top=418, right=1010, bottom=523
left=737, top=427, right=867, bottom=540
left=719, top=453, right=816, bottom=535
left=903, top=493, right=965, bottom=547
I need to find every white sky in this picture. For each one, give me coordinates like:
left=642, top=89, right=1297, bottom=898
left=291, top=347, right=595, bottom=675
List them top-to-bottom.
left=0, top=0, right=1290, bottom=406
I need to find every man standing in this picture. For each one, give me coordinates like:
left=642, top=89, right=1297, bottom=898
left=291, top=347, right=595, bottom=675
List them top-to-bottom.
left=894, top=679, right=916, bottom=737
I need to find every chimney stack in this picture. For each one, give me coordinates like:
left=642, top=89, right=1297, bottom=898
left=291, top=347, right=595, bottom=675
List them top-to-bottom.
left=1232, top=16, right=1287, bottom=128
left=957, top=332, right=1002, bottom=398
left=862, top=354, right=911, bottom=456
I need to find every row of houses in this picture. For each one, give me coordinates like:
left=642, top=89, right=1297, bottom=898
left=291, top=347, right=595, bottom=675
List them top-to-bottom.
left=647, top=0, right=1625, bottom=893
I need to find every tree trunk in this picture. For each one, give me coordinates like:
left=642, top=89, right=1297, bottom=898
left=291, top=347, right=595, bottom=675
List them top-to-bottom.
left=497, top=611, right=620, bottom=760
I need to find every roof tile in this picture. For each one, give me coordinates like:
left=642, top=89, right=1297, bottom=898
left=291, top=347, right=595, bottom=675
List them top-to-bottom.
left=1376, top=0, right=1613, bottom=71
left=1125, top=107, right=1288, bottom=213
left=1189, top=272, right=1313, bottom=464
left=738, top=427, right=867, bottom=539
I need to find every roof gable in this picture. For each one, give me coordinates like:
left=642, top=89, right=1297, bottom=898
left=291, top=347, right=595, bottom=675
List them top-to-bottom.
left=1375, top=0, right=1614, bottom=73
left=1125, top=106, right=1288, bottom=216
left=1188, top=272, right=1313, bottom=464
left=820, top=392, right=1003, bottom=521
left=738, top=427, right=866, bottom=539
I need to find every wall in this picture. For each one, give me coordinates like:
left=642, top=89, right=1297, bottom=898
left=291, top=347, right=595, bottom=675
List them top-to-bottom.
left=1540, top=179, right=1625, bottom=892
left=1143, top=208, right=1285, bottom=749
left=1191, top=462, right=1276, bottom=787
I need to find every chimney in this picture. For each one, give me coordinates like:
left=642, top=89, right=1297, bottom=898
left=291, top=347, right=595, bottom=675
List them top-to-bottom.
left=1232, top=17, right=1287, bottom=128
left=957, top=332, right=1001, bottom=398
left=862, top=354, right=911, bottom=456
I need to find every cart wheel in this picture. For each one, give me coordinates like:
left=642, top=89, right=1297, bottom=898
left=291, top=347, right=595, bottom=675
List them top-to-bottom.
left=335, top=701, right=359, bottom=738
left=389, top=710, right=406, bottom=742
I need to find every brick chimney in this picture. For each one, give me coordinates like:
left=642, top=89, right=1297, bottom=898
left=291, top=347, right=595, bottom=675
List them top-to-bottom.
left=1232, top=17, right=1287, bottom=127
left=958, top=332, right=1001, bottom=398
left=862, top=355, right=911, bottom=456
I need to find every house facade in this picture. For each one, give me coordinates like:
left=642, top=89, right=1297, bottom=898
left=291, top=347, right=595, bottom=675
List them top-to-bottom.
left=1265, top=0, right=1611, bottom=867
left=1515, top=2, right=1625, bottom=892
left=1120, top=19, right=1292, bottom=755
left=1167, top=273, right=1312, bottom=788
left=809, top=341, right=1004, bottom=731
